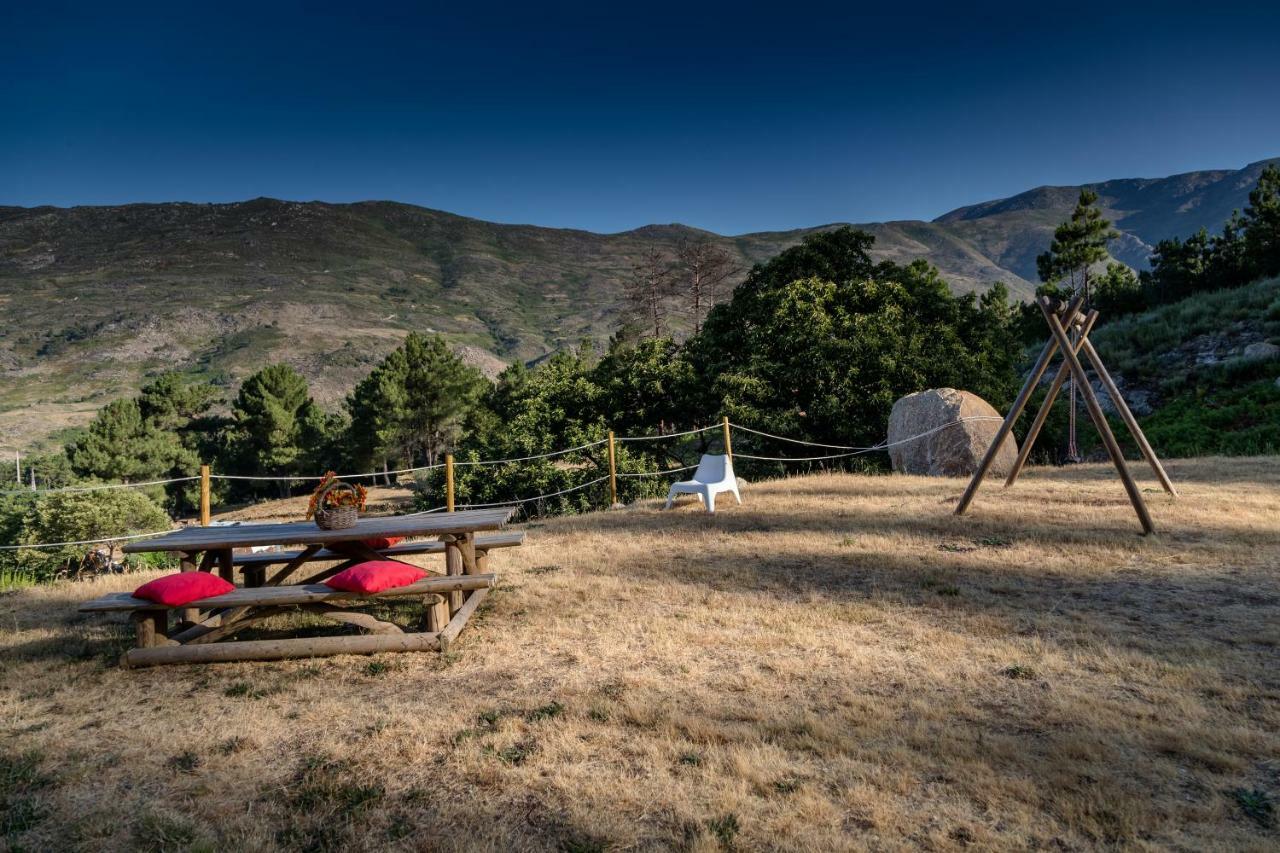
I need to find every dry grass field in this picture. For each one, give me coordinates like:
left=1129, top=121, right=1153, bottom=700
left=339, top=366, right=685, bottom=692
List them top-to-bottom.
left=2, top=458, right=1278, bottom=851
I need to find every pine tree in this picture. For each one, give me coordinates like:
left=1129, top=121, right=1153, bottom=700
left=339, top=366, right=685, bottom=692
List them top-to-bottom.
left=1243, top=163, right=1280, bottom=280
left=1035, top=189, right=1118, bottom=462
left=1035, top=189, right=1118, bottom=302
left=397, top=333, right=487, bottom=467
left=230, top=364, right=319, bottom=491
left=67, top=398, right=192, bottom=484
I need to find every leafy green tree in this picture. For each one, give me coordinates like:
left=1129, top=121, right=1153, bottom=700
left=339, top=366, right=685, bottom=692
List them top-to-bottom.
left=689, top=228, right=1020, bottom=455
left=593, top=335, right=697, bottom=439
left=15, top=489, right=171, bottom=581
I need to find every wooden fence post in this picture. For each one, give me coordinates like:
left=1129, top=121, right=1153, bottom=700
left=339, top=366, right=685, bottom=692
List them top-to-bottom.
left=722, top=416, right=733, bottom=462
left=607, top=430, right=618, bottom=507
left=445, top=453, right=455, bottom=512
left=199, top=464, right=211, bottom=526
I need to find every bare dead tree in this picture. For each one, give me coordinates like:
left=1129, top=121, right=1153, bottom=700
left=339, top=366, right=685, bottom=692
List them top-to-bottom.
left=674, top=238, right=737, bottom=334
left=625, top=245, right=677, bottom=338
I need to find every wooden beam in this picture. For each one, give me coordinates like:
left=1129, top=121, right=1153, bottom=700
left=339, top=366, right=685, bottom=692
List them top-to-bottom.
left=955, top=293, right=1086, bottom=516
left=1040, top=298, right=1155, bottom=534
left=1005, top=309, right=1100, bottom=487
left=1078, top=336, right=1177, bottom=497
left=607, top=430, right=618, bottom=507
left=445, top=454, right=455, bottom=512
left=199, top=464, right=211, bottom=526
left=459, top=533, right=478, bottom=575
left=265, top=544, right=322, bottom=587
left=217, top=548, right=234, bottom=583
left=438, top=586, right=489, bottom=653
left=424, top=594, right=448, bottom=633
left=171, top=606, right=293, bottom=645
left=313, top=606, right=404, bottom=635
left=133, top=611, right=157, bottom=648
left=123, top=631, right=442, bottom=668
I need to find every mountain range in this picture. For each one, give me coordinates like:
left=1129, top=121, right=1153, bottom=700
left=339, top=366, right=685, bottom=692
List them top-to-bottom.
left=1, top=157, right=1275, bottom=450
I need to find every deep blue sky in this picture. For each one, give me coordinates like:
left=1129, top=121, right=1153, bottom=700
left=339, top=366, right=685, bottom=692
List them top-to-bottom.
left=2, top=1, right=1278, bottom=234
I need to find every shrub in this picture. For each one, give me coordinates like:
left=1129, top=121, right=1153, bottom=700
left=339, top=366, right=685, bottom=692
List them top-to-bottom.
left=14, top=490, right=172, bottom=581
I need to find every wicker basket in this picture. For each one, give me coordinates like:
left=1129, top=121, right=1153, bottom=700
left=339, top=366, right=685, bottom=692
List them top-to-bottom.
left=313, top=480, right=360, bottom=530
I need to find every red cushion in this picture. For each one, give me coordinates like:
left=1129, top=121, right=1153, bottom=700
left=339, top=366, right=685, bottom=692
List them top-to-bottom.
left=361, top=536, right=404, bottom=550
left=323, top=560, right=427, bottom=595
left=134, top=572, right=235, bottom=607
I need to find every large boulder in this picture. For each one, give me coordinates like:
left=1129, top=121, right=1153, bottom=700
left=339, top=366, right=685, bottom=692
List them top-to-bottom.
left=1241, top=342, right=1280, bottom=363
left=888, top=388, right=1016, bottom=477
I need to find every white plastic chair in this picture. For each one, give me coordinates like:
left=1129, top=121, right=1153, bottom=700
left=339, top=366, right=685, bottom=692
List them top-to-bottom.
left=664, top=454, right=741, bottom=513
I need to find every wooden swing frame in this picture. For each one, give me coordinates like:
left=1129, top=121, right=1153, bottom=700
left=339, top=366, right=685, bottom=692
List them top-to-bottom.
left=954, top=294, right=1177, bottom=534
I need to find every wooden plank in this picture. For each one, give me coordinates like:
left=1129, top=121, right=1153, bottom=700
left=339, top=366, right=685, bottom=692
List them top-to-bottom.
left=955, top=293, right=1086, bottom=516
left=1040, top=298, right=1155, bottom=534
left=1004, top=309, right=1100, bottom=487
left=122, top=507, right=515, bottom=553
left=230, top=531, right=524, bottom=568
left=79, top=573, right=497, bottom=612
left=438, top=586, right=489, bottom=653
left=81, top=592, right=163, bottom=612
left=123, top=631, right=442, bottom=668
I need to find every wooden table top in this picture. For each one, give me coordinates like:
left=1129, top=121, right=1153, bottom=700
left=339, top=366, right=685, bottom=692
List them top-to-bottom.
left=122, top=508, right=515, bottom=553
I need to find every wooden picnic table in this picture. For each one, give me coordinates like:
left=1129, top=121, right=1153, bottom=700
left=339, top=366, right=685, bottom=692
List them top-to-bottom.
left=93, top=508, right=517, bottom=667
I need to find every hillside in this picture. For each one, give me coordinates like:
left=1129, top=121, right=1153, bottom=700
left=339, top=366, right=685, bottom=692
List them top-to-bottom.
left=1, top=158, right=1274, bottom=450
left=3, top=461, right=1278, bottom=849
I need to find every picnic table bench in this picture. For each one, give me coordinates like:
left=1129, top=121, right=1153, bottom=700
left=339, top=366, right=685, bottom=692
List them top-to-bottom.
left=79, top=509, right=518, bottom=668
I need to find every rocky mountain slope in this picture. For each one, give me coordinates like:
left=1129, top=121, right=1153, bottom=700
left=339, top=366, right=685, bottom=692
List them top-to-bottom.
left=1, top=158, right=1274, bottom=450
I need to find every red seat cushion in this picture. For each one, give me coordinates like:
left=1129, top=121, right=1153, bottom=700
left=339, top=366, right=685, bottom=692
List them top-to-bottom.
left=361, top=536, right=404, bottom=550
left=323, top=560, right=426, bottom=595
left=134, top=572, right=235, bottom=607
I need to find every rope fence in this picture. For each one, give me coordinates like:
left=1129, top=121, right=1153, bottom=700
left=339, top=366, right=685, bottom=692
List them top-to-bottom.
left=2, top=416, right=1001, bottom=550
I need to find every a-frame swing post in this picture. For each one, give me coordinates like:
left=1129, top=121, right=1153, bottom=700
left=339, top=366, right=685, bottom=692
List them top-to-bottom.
left=954, top=293, right=1086, bottom=517
left=1039, top=297, right=1155, bottom=534
left=1004, top=309, right=1100, bottom=487
left=1077, top=336, right=1177, bottom=497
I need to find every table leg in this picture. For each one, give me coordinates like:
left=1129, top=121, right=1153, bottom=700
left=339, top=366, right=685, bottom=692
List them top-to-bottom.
left=444, top=536, right=463, bottom=616
left=217, top=548, right=234, bottom=583
left=179, top=551, right=201, bottom=624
